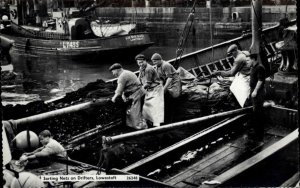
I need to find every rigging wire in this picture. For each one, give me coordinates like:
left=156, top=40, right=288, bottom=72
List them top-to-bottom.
left=173, top=0, right=197, bottom=69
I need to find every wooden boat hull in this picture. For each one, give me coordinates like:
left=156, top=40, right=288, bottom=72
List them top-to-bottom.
left=4, top=33, right=154, bottom=59
left=120, top=106, right=298, bottom=187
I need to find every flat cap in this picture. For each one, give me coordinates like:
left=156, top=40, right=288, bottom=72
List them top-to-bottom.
left=227, top=44, right=238, bottom=53
left=151, top=53, right=162, bottom=60
left=135, top=54, right=146, bottom=60
left=109, top=63, right=122, bottom=71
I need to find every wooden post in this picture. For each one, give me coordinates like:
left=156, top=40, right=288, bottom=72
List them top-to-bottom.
left=249, top=0, right=262, bottom=54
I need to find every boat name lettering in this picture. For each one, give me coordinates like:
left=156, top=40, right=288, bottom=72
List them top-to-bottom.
left=125, top=35, right=144, bottom=41
left=61, top=41, right=79, bottom=49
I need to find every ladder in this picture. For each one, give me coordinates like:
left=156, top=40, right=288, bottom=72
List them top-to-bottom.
left=188, top=42, right=281, bottom=79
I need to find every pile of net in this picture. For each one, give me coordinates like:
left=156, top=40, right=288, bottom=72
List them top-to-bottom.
left=3, top=72, right=240, bottom=167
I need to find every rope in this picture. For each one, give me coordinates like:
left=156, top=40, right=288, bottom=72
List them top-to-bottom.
left=173, top=0, right=198, bottom=69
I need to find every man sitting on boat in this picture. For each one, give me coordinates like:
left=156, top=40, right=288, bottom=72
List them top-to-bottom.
left=212, top=44, right=251, bottom=107
left=151, top=53, right=182, bottom=123
left=136, top=54, right=164, bottom=127
left=109, top=63, right=147, bottom=130
left=19, top=130, right=67, bottom=163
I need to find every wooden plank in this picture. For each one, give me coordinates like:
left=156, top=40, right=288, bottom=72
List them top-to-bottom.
left=219, top=60, right=226, bottom=70
left=205, top=64, right=212, bottom=75
left=198, top=66, right=204, bottom=76
left=191, top=68, right=198, bottom=77
left=265, top=126, right=292, bottom=137
left=178, top=129, right=286, bottom=186
left=213, top=129, right=298, bottom=185
left=165, top=145, right=235, bottom=185
left=166, top=169, right=199, bottom=186
left=280, top=172, right=299, bottom=187
left=174, top=181, right=199, bottom=188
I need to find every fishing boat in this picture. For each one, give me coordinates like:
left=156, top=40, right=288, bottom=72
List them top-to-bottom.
left=2, top=1, right=298, bottom=187
left=0, top=2, right=153, bottom=59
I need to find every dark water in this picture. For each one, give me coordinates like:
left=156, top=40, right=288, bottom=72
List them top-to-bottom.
left=2, top=36, right=234, bottom=105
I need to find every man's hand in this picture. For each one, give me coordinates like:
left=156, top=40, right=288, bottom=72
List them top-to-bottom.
left=211, top=71, right=221, bottom=76
left=251, top=91, right=257, bottom=98
left=122, top=95, right=127, bottom=102
left=111, top=96, right=117, bottom=103
left=19, top=155, right=28, bottom=162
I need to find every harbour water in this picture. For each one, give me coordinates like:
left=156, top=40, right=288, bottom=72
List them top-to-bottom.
left=2, top=36, right=234, bottom=105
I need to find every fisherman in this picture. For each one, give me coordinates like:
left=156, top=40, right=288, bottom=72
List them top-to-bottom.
left=212, top=44, right=251, bottom=107
left=151, top=53, right=181, bottom=123
left=248, top=53, right=266, bottom=141
left=136, top=54, right=164, bottom=127
left=109, top=63, right=147, bottom=130
left=19, top=130, right=67, bottom=162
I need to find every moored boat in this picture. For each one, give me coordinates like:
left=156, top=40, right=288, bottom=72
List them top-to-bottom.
left=0, top=1, right=153, bottom=59
left=3, top=32, right=153, bottom=59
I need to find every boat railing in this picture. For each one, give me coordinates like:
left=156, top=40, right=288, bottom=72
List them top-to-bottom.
left=10, top=21, right=69, bottom=40
left=32, top=30, right=69, bottom=40
left=187, top=41, right=281, bottom=79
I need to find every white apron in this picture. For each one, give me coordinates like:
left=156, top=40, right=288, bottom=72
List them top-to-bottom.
left=230, top=73, right=251, bottom=107
left=143, top=85, right=164, bottom=126
left=126, top=89, right=147, bottom=130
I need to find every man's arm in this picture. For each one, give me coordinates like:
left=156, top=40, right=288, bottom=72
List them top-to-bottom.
left=213, top=56, right=244, bottom=77
left=162, top=63, right=175, bottom=92
left=112, top=75, right=126, bottom=102
left=164, top=77, right=172, bottom=92
left=251, top=80, right=263, bottom=98
left=23, top=146, right=44, bottom=156
left=20, top=147, right=51, bottom=161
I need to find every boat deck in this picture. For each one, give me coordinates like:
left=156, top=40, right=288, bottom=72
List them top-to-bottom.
left=164, top=125, right=297, bottom=187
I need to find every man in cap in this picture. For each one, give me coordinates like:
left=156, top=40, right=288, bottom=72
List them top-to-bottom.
left=212, top=44, right=252, bottom=107
left=213, top=44, right=251, bottom=77
left=151, top=53, right=181, bottom=123
left=248, top=53, right=266, bottom=141
left=136, top=54, right=164, bottom=127
left=109, top=63, right=147, bottom=130
left=19, top=130, right=67, bottom=162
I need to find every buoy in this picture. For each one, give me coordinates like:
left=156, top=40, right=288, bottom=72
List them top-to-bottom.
left=2, top=15, right=8, bottom=21
left=13, top=131, right=39, bottom=150
left=3, top=170, right=15, bottom=188
left=10, top=172, right=45, bottom=188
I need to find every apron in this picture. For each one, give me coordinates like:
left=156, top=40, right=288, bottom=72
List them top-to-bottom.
left=230, top=73, right=250, bottom=107
left=143, top=84, right=164, bottom=126
left=126, top=89, right=147, bottom=130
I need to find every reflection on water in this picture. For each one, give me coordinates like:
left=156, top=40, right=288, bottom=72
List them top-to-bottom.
left=2, top=37, right=234, bottom=104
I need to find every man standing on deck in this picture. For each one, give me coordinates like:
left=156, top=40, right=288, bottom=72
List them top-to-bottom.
left=212, top=44, right=251, bottom=107
left=151, top=53, right=182, bottom=123
left=248, top=53, right=266, bottom=141
left=136, top=54, right=164, bottom=127
left=110, top=63, right=147, bottom=130
left=19, top=130, right=67, bottom=162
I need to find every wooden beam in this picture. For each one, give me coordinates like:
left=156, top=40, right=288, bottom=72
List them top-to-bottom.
left=103, top=107, right=254, bottom=147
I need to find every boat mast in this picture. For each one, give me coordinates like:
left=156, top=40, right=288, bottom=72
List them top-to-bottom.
left=249, top=0, right=262, bottom=55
